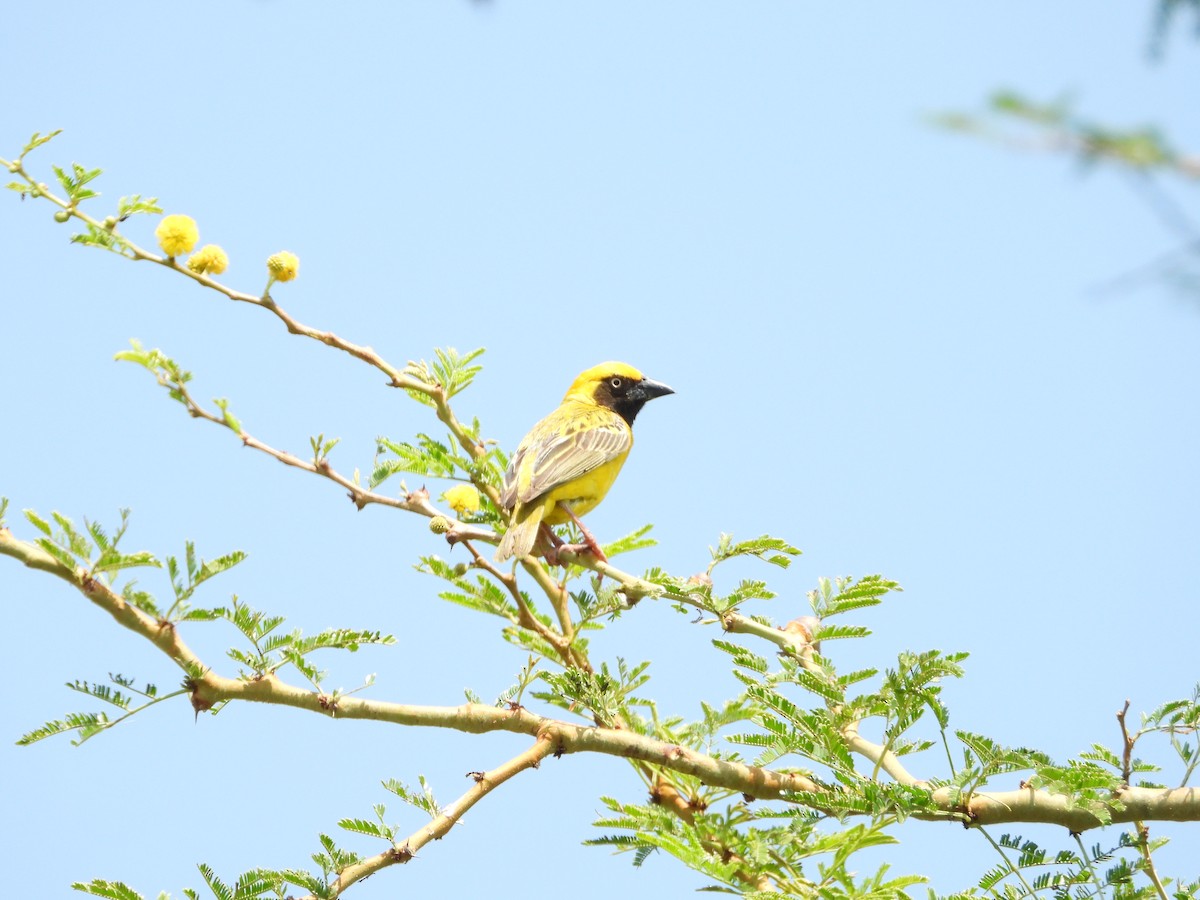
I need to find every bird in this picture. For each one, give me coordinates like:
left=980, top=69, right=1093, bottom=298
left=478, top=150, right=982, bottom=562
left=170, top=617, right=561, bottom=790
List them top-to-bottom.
left=495, top=362, right=674, bottom=564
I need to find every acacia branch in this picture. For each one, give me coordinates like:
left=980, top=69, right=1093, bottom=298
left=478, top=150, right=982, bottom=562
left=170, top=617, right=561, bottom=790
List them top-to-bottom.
left=2, top=156, right=498, bottom=480
left=5, top=524, right=1200, bottom=832
left=461, top=542, right=580, bottom=667
left=840, top=720, right=922, bottom=786
left=318, top=736, right=557, bottom=899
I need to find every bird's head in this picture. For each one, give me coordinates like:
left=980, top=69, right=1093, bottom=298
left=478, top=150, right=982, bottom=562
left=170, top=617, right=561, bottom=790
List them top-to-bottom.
left=563, top=362, right=675, bottom=425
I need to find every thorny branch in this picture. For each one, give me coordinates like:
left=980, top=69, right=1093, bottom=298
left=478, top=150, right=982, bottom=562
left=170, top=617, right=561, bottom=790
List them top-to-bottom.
left=3, top=525, right=1200, bottom=834
left=318, top=737, right=557, bottom=900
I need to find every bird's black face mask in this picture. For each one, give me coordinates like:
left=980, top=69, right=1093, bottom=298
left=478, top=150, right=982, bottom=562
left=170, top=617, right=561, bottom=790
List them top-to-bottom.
left=594, top=374, right=674, bottom=426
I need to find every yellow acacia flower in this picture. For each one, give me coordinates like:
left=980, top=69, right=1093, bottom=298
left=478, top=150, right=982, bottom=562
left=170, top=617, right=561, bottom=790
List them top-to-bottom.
left=155, top=214, right=199, bottom=257
left=186, top=244, right=229, bottom=276
left=266, top=251, right=300, bottom=283
left=443, top=484, right=481, bottom=516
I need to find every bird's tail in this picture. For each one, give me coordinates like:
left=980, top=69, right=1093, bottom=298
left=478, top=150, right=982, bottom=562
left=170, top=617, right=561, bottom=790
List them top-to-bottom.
left=495, top=503, right=544, bottom=562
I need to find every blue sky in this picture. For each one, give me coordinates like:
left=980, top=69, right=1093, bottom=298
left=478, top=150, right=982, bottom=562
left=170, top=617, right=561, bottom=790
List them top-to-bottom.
left=2, top=3, right=1198, bottom=897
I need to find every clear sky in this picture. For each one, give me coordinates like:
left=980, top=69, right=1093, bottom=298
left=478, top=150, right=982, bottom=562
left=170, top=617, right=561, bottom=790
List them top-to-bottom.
left=2, top=3, right=1198, bottom=897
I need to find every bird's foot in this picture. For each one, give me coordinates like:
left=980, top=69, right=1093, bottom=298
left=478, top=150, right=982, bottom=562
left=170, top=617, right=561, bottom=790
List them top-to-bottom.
left=552, top=503, right=609, bottom=564
left=546, top=540, right=608, bottom=565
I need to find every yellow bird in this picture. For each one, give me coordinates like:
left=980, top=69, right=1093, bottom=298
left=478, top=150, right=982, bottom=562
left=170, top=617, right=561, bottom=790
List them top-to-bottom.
left=495, top=362, right=674, bottom=563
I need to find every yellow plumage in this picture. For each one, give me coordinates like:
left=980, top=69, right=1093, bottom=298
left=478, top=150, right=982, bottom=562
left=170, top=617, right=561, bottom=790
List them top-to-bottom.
left=495, top=362, right=673, bottom=563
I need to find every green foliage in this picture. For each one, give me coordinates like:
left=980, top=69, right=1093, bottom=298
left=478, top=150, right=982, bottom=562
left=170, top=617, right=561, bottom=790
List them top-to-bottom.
left=934, top=91, right=1191, bottom=177
left=19, top=128, right=63, bottom=159
left=6, top=133, right=63, bottom=199
left=5, top=136, right=1195, bottom=897
left=52, top=162, right=102, bottom=204
left=116, top=194, right=162, bottom=220
left=70, top=223, right=128, bottom=252
left=115, top=341, right=194, bottom=407
left=402, top=346, right=485, bottom=404
left=213, top=397, right=242, bottom=434
left=371, top=431, right=503, bottom=505
left=310, top=432, right=340, bottom=464
left=373, top=434, right=463, bottom=482
left=22, top=506, right=162, bottom=584
left=602, top=522, right=657, bottom=558
left=638, top=533, right=804, bottom=616
left=710, top=533, right=801, bottom=570
left=164, top=540, right=246, bottom=620
left=418, top=554, right=520, bottom=623
left=809, top=574, right=901, bottom=620
left=221, top=597, right=394, bottom=686
left=491, top=656, right=542, bottom=708
left=536, top=658, right=653, bottom=726
left=19, top=674, right=181, bottom=747
left=1139, top=685, right=1200, bottom=787
left=1026, top=760, right=1125, bottom=826
left=382, top=774, right=441, bottom=818
left=589, top=795, right=926, bottom=897
left=338, top=803, right=397, bottom=842
left=955, top=830, right=1200, bottom=900
left=312, top=833, right=362, bottom=880
left=197, top=864, right=285, bottom=900
left=71, top=880, right=147, bottom=900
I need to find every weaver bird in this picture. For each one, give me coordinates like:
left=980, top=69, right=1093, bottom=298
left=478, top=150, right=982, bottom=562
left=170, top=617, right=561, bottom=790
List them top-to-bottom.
left=495, top=362, right=674, bottom=563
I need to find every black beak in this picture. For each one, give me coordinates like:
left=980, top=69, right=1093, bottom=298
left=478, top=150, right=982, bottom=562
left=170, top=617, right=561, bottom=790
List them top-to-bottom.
left=637, top=377, right=675, bottom=401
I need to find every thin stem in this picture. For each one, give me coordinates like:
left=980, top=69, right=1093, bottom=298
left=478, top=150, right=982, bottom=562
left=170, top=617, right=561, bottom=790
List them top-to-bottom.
left=156, top=371, right=440, bottom=517
left=5, top=524, right=1200, bottom=829
left=464, top=542, right=575, bottom=665
left=521, top=558, right=577, bottom=646
left=73, top=688, right=191, bottom=745
left=1118, top=699, right=1135, bottom=785
left=841, top=720, right=921, bottom=787
left=940, top=727, right=957, bottom=778
left=317, top=736, right=557, bottom=899
left=1134, top=823, right=1171, bottom=900
left=977, top=826, right=1038, bottom=898
left=1072, top=832, right=1107, bottom=900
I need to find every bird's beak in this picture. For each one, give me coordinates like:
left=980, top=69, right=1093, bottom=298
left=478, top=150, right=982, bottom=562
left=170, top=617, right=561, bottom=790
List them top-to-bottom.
left=637, top=378, right=675, bottom=401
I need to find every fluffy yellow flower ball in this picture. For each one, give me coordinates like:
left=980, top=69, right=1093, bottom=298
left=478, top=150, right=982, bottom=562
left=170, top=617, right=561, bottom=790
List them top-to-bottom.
left=155, top=214, right=199, bottom=257
left=186, top=244, right=229, bottom=276
left=266, top=251, right=300, bottom=283
left=443, top=484, right=481, bottom=516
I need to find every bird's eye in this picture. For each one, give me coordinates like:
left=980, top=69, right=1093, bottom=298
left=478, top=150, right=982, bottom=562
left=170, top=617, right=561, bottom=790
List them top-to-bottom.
left=610, top=377, right=623, bottom=389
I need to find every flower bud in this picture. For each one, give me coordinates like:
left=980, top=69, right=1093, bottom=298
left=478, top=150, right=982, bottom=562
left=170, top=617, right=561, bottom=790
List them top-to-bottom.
left=266, top=251, right=299, bottom=282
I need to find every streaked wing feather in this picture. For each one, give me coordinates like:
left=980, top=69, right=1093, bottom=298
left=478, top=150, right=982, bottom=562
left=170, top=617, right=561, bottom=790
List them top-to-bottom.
left=521, top=418, right=630, bottom=502
left=499, top=448, right=524, bottom=510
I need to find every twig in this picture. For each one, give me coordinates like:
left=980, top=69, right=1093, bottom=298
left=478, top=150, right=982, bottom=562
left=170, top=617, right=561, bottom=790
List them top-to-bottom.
left=161, top=373, right=436, bottom=516
left=4, top=524, right=1200, bottom=829
left=462, top=542, right=577, bottom=665
left=1119, top=699, right=1135, bottom=785
left=841, top=720, right=922, bottom=787
left=318, top=736, right=557, bottom=899
left=1135, top=822, right=1171, bottom=900
left=978, top=826, right=1038, bottom=898
left=1072, top=831, right=1108, bottom=900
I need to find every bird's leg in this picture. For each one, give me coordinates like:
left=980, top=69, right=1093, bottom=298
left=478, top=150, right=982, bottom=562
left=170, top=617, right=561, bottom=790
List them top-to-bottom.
left=554, top=503, right=608, bottom=563
left=537, top=521, right=567, bottom=566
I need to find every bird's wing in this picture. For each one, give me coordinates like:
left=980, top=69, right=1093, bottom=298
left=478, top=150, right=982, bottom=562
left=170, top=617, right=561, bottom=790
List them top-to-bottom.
left=503, top=409, right=631, bottom=507
left=525, top=420, right=630, bottom=501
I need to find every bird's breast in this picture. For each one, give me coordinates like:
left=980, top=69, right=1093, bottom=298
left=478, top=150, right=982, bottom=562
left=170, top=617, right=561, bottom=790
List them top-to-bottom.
left=540, top=451, right=631, bottom=523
